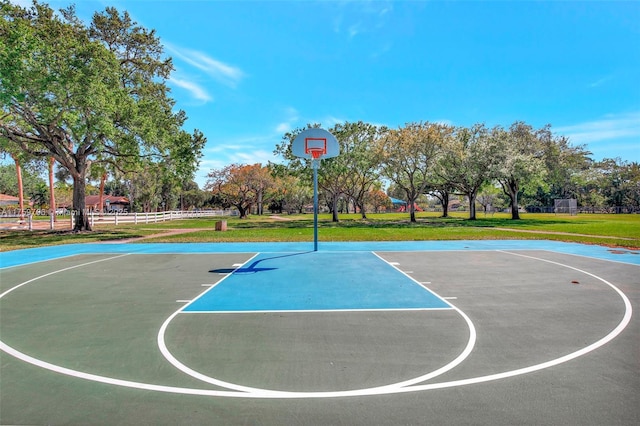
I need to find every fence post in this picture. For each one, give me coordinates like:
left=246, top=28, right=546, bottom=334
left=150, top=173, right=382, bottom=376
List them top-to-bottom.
left=90, top=210, right=94, bottom=227
left=115, top=211, right=119, bottom=225
left=50, top=212, right=55, bottom=230
left=134, top=212, right=138, bottom=224
left=28, top=214, right=33, bottom=231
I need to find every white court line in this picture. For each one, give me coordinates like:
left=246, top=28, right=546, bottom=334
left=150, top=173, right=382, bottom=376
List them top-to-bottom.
left=0, top=250, right=632, bottom=399
left=156, top=251, right=474, bottom=395
left=371, top=251, right=452, bottom=307
left=0, top=254, right=132, bottom=299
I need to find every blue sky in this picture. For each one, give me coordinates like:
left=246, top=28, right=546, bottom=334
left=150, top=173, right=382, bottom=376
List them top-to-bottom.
left=12, top=0, right=640, bottom=187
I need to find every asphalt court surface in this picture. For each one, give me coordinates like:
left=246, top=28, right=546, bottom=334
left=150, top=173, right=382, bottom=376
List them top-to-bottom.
left=0, top=241, right=638, bottom=425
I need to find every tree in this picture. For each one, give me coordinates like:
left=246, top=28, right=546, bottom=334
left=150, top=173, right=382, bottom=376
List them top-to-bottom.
left=0, top=2, right=205, bottom=230
left=333, top=121, right=383, bottom=219
left=377, top=122, right=450, bottom=222
left=494, top=122, right=548, bottom=220
left=274, top=124, right=347, bottom=222
left=438, top=124, right=503, bottom=220
left=526, top=131, right=591, bottom=208
left=1, top=137, right=44, bottom=219
left=0, top=158, right=47, bottom=208
left=591, top=158, right=640, bottom=212
left=126, top=162, right=162, bottom=212
left=246, top=163, right=275, bottom=215
left=205, top=164, right=273, bottom=219
left=272, top=174, right=312, bottom=214
left=178, top=180, right=205, bottom=210
left=428, top=181, right=455, bottom=218
left=476, top=184, right=504, bottom=215
left=368, top=188, right=392, bottom=213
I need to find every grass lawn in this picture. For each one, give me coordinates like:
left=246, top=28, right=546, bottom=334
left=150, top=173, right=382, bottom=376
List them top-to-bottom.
left=1, top=212, right=638, bottom=252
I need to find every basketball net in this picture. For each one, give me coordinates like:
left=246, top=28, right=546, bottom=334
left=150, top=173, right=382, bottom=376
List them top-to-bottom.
left=308, top=148, right=324, bottom=160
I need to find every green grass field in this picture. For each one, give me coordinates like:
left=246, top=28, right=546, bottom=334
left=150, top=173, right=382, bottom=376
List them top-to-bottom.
left=1, top=212, right=638, bottom=252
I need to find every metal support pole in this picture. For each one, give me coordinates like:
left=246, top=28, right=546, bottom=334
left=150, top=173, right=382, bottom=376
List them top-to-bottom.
left=313, top=159, right=319, bottom=251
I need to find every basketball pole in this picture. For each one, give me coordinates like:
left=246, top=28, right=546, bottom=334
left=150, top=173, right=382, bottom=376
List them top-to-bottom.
left=312, top=158, right=319, bottom=251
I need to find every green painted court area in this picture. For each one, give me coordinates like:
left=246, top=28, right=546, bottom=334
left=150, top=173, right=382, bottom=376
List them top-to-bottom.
left=0, top=243, right=638, bottom=425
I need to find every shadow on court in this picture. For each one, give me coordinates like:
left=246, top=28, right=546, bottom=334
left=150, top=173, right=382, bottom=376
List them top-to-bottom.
left=209, top=251, right=312, bottom=274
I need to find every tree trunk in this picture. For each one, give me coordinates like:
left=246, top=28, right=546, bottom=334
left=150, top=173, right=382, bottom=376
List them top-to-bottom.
left=12, top=156, right=24, bottom=220
left=49, top=157, right=56, bottom=222
left=72, top=174, right=91, bottom=231
left=500, top=179, right=521, bottom=220
left=508, top=182, right=520, bottom=220
left=440, top=190, right=450, bottom=218
left=510, top=190, right=520, bottom=220
left=257, top=191, right=263, bottom=215
left=468, top=192, right=477, bottom=220
left=331, top=193, right=339, bottom=222
left=408, top=196, right=417, bottom=223
left=359, top=202, right=367, bottom=219
left=236, top=203, right=248, bottom=218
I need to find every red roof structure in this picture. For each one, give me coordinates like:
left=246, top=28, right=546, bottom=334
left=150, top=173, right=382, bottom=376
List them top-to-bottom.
left=0, top=193, right=20, bottom=205
left=85, top=195, right=129, bottom=212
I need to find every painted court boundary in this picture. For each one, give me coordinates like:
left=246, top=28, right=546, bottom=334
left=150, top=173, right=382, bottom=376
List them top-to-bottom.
left=2, top=240, right=639, bottom=269
left=0, top=246, right=634, bottom=398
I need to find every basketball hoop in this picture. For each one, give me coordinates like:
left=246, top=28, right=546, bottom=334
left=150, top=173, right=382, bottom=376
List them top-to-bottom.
left=291, top=128, right=340, bottom=252
left=304, top=137, right=327, bottom=161
left=308, top=147, right=324, bottom=160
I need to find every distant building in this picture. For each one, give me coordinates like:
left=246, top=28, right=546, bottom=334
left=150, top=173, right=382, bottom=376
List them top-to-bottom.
left=0, top=193, right=20, bottom=206
left=85, top=195, right=130, bottom=213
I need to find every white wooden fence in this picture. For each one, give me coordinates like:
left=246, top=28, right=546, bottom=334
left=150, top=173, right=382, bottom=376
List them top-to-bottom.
left=0, top=210, right=237, bottom=231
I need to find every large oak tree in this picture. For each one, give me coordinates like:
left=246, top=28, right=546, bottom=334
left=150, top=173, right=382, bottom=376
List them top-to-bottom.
left=0, top=1, right=204, bottom=230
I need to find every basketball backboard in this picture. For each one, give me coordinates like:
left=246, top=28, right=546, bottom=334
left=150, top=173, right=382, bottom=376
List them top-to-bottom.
left=292, top=128, right=339, bottom=160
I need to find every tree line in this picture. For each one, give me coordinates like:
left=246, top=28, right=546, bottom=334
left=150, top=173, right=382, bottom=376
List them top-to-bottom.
left=2, top=2, right=637, bottom=228
left=204, top=121, right=638, bottom=221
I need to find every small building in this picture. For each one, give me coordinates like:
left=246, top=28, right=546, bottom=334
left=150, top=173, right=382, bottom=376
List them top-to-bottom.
left=0, top=193, right=20, bottom=206
left=85, top=195, right=130, bottom=213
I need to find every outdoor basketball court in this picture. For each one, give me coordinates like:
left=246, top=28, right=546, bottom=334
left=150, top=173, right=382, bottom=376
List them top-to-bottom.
left=1, top=240, right=638, bottom=425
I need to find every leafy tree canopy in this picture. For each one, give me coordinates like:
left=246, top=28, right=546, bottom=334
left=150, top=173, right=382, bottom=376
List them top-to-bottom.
left=0, top=0, right=205, bottom=229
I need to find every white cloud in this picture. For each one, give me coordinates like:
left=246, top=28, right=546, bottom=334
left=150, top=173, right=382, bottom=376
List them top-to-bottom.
left=330, top=0, right=393, bottom=38
left=348, top=23, right=362, bottom=38
left=166, top=44, right=245, bottom=88
left=588, top=75, right=614, bottom=88
left=169, top=78, right=212, bottom=103
left=272, top=107, right=300, bottom=134
left=555, top=112, right=640, bottom=144
left=320, top=115, right=347, bottom=128
left=275, top=122, right=291, bottom=133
